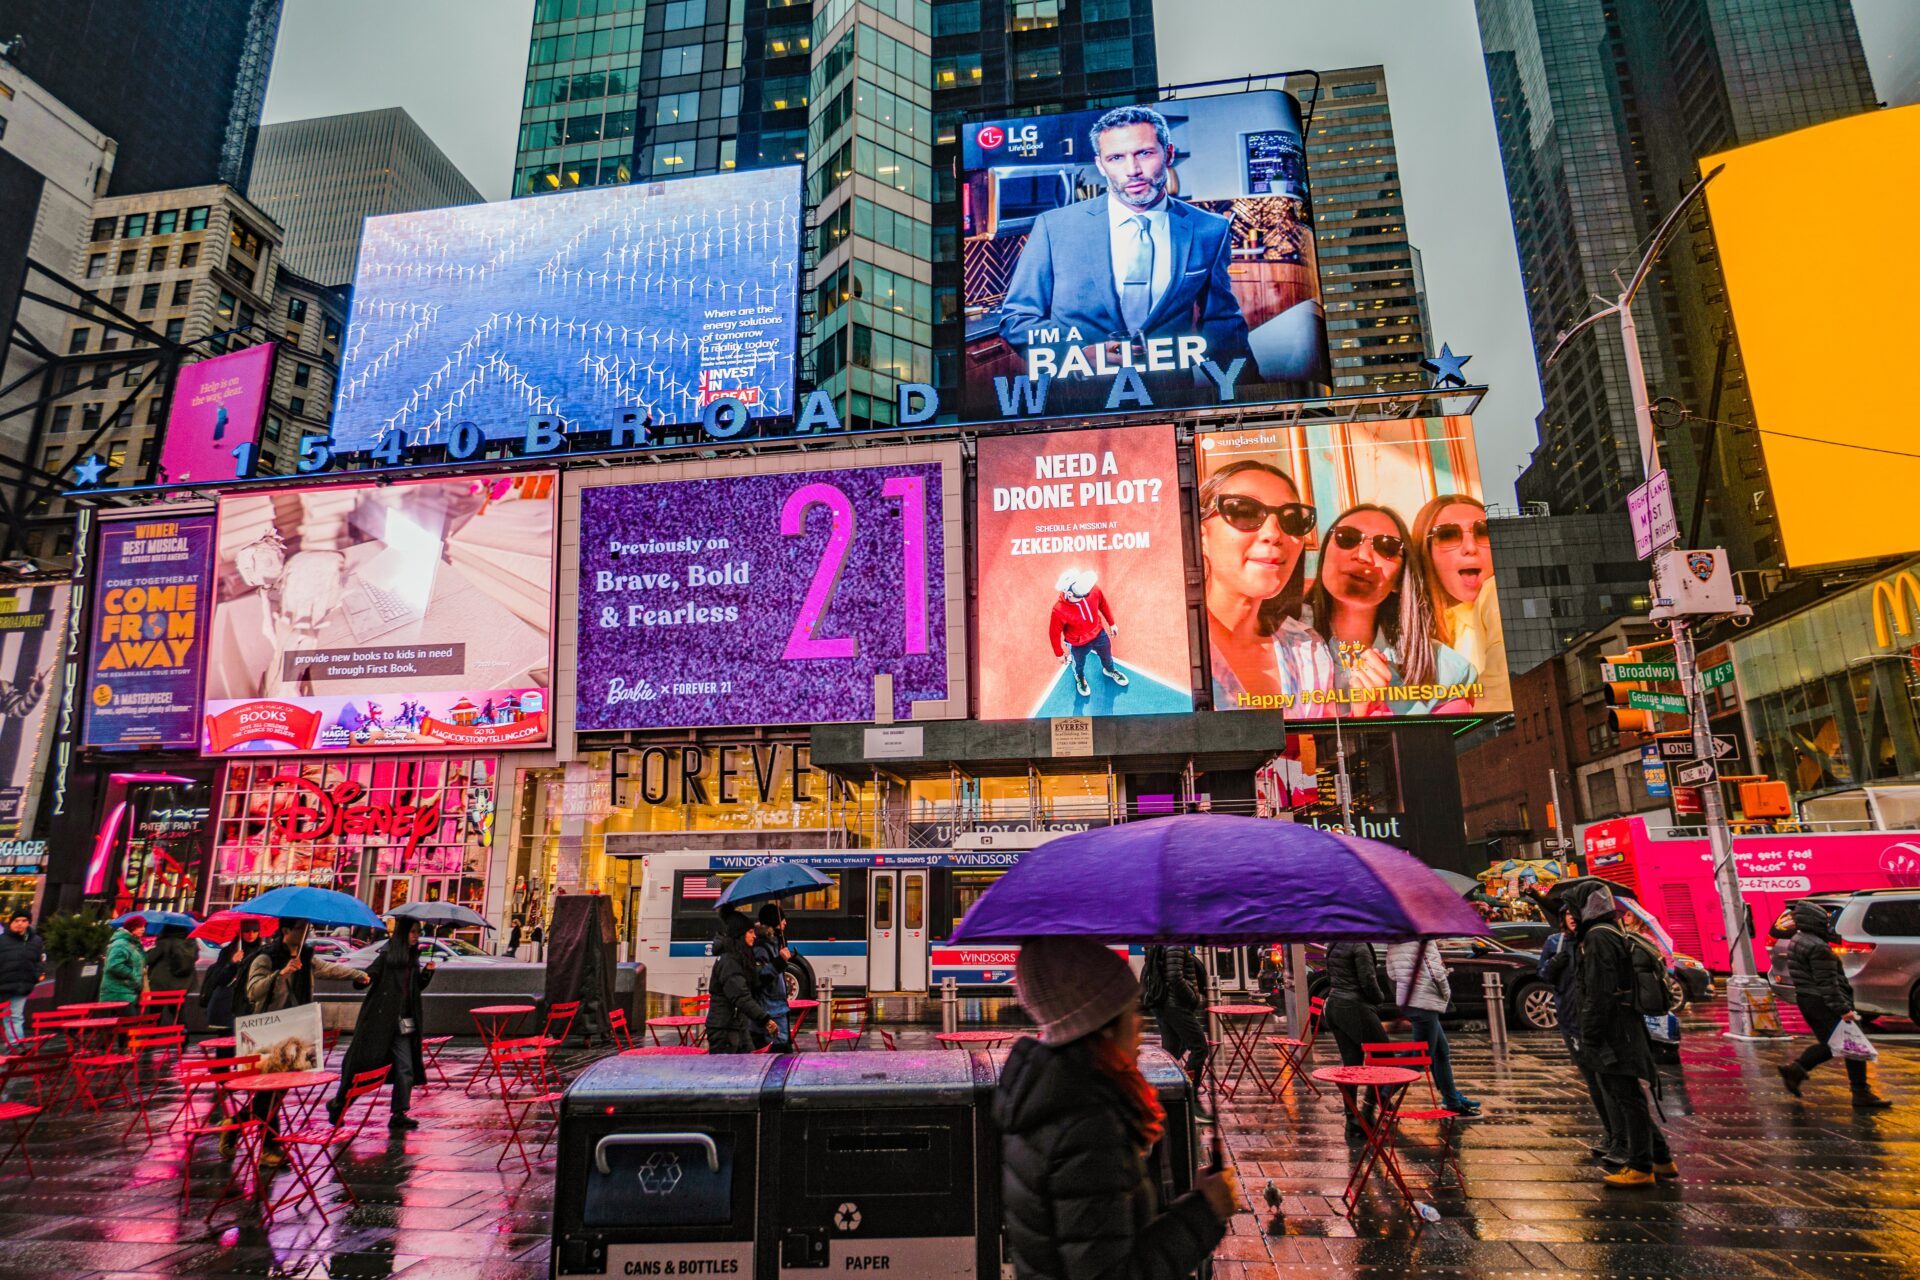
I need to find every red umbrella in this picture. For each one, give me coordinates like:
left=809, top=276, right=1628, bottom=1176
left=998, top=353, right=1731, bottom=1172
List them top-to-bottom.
left=189, top=909, right=275, bottom=944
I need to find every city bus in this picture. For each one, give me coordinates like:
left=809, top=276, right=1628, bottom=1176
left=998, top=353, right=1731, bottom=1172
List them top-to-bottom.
left=1583, top=814, right=1920, bottom=972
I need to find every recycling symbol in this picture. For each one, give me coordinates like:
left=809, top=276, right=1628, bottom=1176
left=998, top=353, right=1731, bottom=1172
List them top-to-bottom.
left=638, top=1150, right=684, bottom=1196
left=834, top=1202, right=862, bottom=1232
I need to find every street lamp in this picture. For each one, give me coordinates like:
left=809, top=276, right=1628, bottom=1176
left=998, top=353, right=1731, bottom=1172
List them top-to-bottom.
left=1546, top=164, right=1775, bottom=1038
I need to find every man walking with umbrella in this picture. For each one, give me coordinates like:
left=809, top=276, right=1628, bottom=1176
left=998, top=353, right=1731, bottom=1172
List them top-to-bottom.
left=1571, top=885, right=1675, bottom=1186
left=328, top=916, right=436, bottom=1130
left=243, top=917, right=369, bottom=1162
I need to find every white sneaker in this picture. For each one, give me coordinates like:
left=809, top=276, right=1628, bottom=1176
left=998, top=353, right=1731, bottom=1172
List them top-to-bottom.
left=1104, top=666, right=1129, bottom=686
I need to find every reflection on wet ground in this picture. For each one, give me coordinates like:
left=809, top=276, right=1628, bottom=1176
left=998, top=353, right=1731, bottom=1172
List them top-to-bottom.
left=1, top=1003, right=1917, bottom=1277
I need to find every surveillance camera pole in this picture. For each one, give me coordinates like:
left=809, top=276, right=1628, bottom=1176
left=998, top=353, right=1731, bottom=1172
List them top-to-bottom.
left=1548, top=165, right=1769, bottom=1037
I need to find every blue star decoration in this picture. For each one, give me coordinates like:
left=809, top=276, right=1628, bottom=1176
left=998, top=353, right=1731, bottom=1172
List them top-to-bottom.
left=1422, top=343, right=1474, bottom=388
left=70, top=454, right=110, bottom=488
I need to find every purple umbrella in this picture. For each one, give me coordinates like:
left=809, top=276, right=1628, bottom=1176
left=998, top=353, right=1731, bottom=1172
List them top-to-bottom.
left=951, top=814, right=1489, bottom=945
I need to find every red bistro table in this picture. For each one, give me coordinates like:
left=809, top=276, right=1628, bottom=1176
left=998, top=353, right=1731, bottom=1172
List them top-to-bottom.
left=59, top=1002, right=130, bottom=1015
left=468, top=1004, right=536, bottom=1095
left=1206, top=1004, right=1276, bottom=1098
left=646, top=1014, right=707, bottom=1047
left=60, top=1016, right=125, bottom=1054
left=934, top=1030, right=1015, bottom=1051
left=620, top=1045, right=707, bottom=1057
left=1311, top=1064, right=1422, bottom=1219
left=220, top=1069, right=339, bottom=1211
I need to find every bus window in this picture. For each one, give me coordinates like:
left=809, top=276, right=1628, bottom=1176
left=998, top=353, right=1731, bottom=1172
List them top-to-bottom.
left=673, top=870, right=741, bottom=912
left=950, top=872, right=1000, bottom=933
left=788, top=875, right=843, bottom=912
left=904, top=876, right=924, bottom=931
left=874, top=877, right=894, bottom=930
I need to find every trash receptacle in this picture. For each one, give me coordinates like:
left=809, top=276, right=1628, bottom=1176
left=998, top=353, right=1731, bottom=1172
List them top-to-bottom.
left=1137, top=1046, right=1204, bottom=1223
left=774, top=1050, right=997, bottom=1276
left=553, top=1053, right=781, bottom=1276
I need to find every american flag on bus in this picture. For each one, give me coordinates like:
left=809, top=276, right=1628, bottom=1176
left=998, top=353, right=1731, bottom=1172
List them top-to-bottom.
left=683, top=875, right=723, bottom=900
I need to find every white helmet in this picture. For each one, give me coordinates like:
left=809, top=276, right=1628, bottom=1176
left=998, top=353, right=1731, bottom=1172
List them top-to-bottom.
left=1055, top=568, right=1097, bottom=601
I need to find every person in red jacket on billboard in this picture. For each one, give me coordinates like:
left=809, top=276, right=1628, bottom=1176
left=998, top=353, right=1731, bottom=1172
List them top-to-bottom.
left=1049, top=569, right=1129, bottom=698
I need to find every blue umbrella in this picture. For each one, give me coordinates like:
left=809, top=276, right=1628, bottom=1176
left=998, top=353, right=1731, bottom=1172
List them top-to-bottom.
left=951, top=815, right=1489, bottom=945
left=715, top=862, right=832, bottom=910
left=241, top=885, right=385, bottom=930
left=390, top=901, right=492, bottom=930
left=110, top=910, right=198, bottom=931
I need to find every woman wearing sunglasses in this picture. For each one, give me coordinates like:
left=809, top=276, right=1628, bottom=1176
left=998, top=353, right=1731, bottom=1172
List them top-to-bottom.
left=1197, top=461, right=1341, bottom=711
left=1411, top=494, right=1509, bottom=711
left=1307, top=502, right=1477, bottom=716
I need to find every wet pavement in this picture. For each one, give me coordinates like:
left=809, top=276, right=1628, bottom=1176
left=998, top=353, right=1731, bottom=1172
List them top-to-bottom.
left=2, top=1002, right=1918, bottom=1278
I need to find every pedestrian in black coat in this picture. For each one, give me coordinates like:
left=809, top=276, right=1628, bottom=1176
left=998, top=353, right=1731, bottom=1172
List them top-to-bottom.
left=1573, top=886, right=1671, bottom=1185
left=1780, top=899, right=1890, bottom=1107
left=704, top=909, right=775, bottom=1054
left=0, top=910, right=45, bottom=1044
left=329, top=918, right=436, bottom=1130
left=200, top=921, right=264, bottom=1031
left=146, top=923, right=199, bottom=998
left=996, top=937, right=1235, bottom=1279
left=1322, top=940, right=1389, bottom=1140
left=1141, top=945, right=1209, bottom=1105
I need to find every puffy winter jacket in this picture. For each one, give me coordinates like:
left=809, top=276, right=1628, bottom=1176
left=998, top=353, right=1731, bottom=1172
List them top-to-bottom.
left=1786, top=900, right=1853, bottom=1011
left=98, top=927, right=147, bottom=1005
left=0, top=928, right=45, bottom=999
left=1539, top=930, right=1580, bottom=1036
left=146, top=932, right=199, bottom=994
left=1324, top=941, right=1386, bottom=1007
left=1383, top=941, right=1450, bottom=1013
left=704, top=946, right=770, bottom=1053
left=995, top=1035, right=1223, bottom=1280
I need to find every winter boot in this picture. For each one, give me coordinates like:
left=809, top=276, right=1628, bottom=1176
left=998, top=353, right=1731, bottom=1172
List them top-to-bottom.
left=1778, top=1063, right=1807, bottom=1096
left=1852, top=1089, right=1893, bottom=1109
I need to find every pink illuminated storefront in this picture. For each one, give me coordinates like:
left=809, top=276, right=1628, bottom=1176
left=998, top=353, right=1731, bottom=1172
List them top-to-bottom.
left=207, top=753, right=498, bottom=919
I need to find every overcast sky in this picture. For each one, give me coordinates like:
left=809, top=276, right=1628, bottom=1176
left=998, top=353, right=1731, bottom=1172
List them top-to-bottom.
left=261, top=0, right=1920, bottom=505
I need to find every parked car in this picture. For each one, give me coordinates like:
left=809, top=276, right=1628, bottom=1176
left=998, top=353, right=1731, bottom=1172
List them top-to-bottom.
left=1767, top=890, right=1920, bottom=1025
left=1511, top=899, right=1706, bottom=1011
left=1489, top=920, right=1555, bottom=951
left=336, top=936, right=514, bottom=970
left=1307, top=937, right=1560, bottom=1031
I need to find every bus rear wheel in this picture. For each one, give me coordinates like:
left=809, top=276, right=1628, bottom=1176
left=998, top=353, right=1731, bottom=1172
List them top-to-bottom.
left=785, top=956, right=818, bottom=1003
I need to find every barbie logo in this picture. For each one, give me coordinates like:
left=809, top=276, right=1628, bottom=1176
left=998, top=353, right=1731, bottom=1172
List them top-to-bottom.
left=268, top=776, right=441, bottom=857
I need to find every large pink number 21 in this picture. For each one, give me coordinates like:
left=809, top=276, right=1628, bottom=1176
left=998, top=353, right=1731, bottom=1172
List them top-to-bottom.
left=884, top=475, right=928, bottom=655
left=780, top=482, right=859, bottom=659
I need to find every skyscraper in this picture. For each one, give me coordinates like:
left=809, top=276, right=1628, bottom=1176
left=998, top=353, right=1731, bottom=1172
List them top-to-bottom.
left=0, top=0, right=282, bottom=194
left=1476, top=0, right=1877, bottom=569
left=1283, top=65, right=1430, bottom=394
left=248, top=108, right=484, bottom=288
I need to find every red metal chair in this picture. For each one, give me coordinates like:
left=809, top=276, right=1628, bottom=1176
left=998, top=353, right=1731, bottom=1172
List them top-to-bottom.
left=139, top=989, right=188, bottom=1025
left=1264, top=995, right=1327, bottom=1097
left=815, top=998, right=873, bottom=1051
left=533, top=1000, right=580, bottom=1052
left=607, top=1009, right=636, bottom=1052
left=121, top=1025, right=187, bottom=1141
left=67, top=1030, right=138, bottom=1115
left=420, top=1034, right=455, bottom=1088
left=491, top=1040, right=564, bottom=1175
left=1362, top=1040, right=1464, bottom=1189
left=0, top=1051, right=67, bottom=1177
left=179, top=1056, right=266, bottom=1219
left=272, top=1064, right=392, bottom=1221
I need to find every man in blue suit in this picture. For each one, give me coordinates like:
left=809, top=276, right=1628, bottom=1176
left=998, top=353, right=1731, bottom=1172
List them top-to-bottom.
left=997, top=105, right=1251, bottom=405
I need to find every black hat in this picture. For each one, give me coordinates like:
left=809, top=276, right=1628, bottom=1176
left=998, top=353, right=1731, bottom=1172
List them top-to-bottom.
left=757, top=901, right=784, bottom=928
left=717, top=908, right=753, bottom=941
left=8, top=909, right=29, bottom=924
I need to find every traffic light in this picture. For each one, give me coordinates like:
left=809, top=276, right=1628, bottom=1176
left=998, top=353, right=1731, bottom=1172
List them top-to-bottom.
left=1603, top=651, right=1657, bottom=734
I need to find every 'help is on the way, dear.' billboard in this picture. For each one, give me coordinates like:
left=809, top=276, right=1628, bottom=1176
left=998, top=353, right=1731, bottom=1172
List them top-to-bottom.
left=960, top=90, right=1330, bottom=423
left=574, top=450, right=964, bottom=730
left=200, top=473, right=557, bottom=754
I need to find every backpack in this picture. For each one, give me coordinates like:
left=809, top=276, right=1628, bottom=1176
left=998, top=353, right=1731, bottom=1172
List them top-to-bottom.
left=1596, top=924, right=1669, bottom=1017
left=1138, top=947, right=1168, bottom=1011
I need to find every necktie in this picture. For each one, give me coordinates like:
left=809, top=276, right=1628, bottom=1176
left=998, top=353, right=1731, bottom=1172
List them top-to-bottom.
left=1119, top=214, right=1154, bottom=334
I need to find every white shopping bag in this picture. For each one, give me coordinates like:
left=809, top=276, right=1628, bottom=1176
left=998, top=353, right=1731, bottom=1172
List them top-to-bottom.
left=1829, top=1017, right=1878, bottom=1062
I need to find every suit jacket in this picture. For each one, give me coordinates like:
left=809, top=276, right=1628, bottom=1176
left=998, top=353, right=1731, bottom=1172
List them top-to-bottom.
left=998, top=195, right=1252, bottom=371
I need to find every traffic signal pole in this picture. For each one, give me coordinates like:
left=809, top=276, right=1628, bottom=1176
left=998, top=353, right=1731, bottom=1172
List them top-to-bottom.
left=1551, top=164, right=1771, bottom=1037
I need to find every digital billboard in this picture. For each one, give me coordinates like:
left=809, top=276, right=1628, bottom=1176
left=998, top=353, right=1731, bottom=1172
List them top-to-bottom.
left=960, top=90, right=1329, bottom=421
left=1702, top=105, right=1920, bottom=568
left=328, top=167, right=801, bottom=454
left=159, top=343, right=273, bottom=484
left=1195, top=416, right=1511, bottom=718
left=975, top=425, right=1193, bottom=718
left=576, top=453, right=960, bottom=730
left=202, top=473, right=557, bottom=753
left=84, top=512, right=216, bottom=748
left=0, top=584, right=68, bottom=836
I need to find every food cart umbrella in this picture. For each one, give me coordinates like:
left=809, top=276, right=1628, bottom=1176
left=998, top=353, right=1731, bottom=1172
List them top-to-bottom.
left=951, top=815, right=1488, bottom=1168
left=715, top=862, right=833, bottom=910
left=390, top=900, right=492, bottom=930
left=110, top=910, right=198, bottom=930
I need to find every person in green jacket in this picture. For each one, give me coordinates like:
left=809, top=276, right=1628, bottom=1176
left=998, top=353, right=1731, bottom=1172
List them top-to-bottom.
left=98, top=915, right=148, bottom=1007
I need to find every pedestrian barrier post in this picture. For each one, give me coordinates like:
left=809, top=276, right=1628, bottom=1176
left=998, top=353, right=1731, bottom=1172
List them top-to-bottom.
left=1206, top=961, right=1223, bottom=1049
left=1482, top=972, right=1508, bottom=1055
left=940, top=976, right=958, bottom=1034
left=818, top=977, right=833, bottom=1040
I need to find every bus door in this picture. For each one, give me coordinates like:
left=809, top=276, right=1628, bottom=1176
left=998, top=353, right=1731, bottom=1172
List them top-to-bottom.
left=867, top=869, right=930, bottom=993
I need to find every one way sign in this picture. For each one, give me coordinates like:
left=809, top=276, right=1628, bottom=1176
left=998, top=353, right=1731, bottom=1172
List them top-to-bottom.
left=1656, top=734, right=1739, bottom=762
left=1676, top=760, right=1717, bottom=787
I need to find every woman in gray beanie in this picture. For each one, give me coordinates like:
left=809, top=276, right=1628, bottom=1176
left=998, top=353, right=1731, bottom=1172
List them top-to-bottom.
left=995, top=936, right=1238, bottom=1278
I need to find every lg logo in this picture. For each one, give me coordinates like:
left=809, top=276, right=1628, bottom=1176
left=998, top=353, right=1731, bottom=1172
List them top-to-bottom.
left=977, top=125, right=1006, bottom=149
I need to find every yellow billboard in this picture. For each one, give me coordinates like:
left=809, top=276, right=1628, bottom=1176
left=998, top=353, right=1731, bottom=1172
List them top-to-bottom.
left=1704, top=105, right=1920, bottom=569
